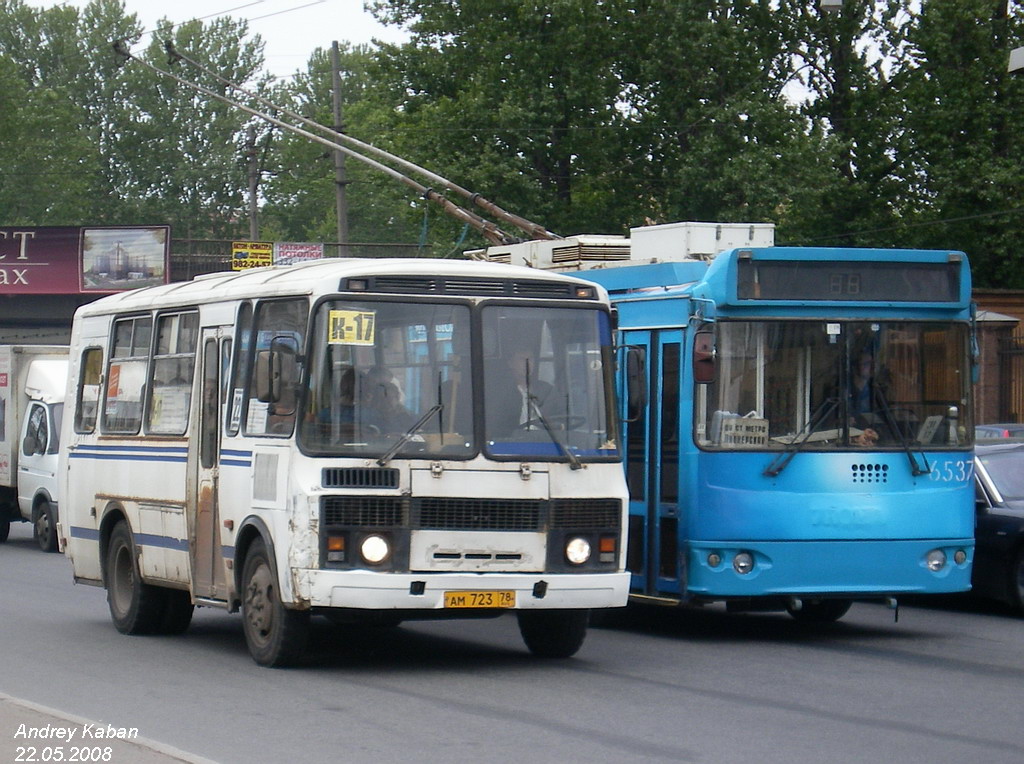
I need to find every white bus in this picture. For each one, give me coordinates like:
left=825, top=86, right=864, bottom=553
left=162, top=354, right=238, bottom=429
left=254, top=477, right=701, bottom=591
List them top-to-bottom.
left=59, top=258, right=630, bottom=666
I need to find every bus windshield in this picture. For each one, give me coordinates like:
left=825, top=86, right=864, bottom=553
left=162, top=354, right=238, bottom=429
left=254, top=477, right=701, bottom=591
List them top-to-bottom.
left=300, top=300, right=619, bottom=462
left=301, top=300, right=474, bottom=458
left=483, top=305, right=617, bottom=461
left=696, top=320, right=972, bottom=451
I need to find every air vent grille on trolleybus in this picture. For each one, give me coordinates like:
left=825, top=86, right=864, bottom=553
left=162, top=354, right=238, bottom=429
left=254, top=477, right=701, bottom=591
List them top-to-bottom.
left=345, top=275, right=580, bottom=299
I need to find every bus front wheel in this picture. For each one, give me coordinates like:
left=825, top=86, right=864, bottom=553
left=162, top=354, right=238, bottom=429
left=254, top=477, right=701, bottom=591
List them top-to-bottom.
left=106, top=522, right=166, bottom=634
left=241, top=539, right=309, bottom=667
left=786, top=598, right=852, bottom=623
left=517, top=609, right=589, bottom=658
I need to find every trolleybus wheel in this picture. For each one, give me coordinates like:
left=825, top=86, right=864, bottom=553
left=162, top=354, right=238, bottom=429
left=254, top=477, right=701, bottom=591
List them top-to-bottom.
left=33, top=499, right=57, bottom=553
left=106, top=521, right=166, bottom=634
left=241, top=539, right=309, bottom=667
left=1010, top=547, right=1024, bottom=614
left=158, top=589, right=195, bottom=635
left=786, top=598, right=852, bottom=623
left=517, top=609, right=589, bottom=658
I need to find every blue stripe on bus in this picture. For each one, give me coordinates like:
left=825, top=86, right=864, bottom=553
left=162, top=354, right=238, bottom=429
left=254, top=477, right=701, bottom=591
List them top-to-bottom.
left=69, top=444, right=188, bottom=463
left=220, top=449, right=252, bottom=468
left=69, top=526, right=189, bottom=552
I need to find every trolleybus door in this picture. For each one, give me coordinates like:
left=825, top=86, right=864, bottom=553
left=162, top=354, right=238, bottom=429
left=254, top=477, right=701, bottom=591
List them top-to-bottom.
left=621, top=329, right=683, bottom=597
left=191, top=330, right=227, bottom=600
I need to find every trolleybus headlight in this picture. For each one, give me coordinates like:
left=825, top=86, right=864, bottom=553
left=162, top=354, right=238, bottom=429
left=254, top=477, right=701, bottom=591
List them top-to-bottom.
left=360, top=534, right=391, bottom=564
left=565, top=537, right=592, bottom=565
left=925, top=549, right=947, bottom=572
left=954, top=549, right=967, bottom=565
left=733, top=552, right=754, bottom=575
left=707, top=553, right=722, bottom=568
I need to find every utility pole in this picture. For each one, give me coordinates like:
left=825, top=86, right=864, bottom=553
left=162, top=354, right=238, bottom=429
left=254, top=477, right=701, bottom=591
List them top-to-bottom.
left=331, top=41, right=349, bottom=257
left=246, top=125, right=259, bottom=240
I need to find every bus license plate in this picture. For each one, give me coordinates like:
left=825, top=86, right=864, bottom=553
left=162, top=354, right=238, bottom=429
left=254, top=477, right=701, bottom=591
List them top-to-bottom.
left=443, top=590, right=516, bottom=609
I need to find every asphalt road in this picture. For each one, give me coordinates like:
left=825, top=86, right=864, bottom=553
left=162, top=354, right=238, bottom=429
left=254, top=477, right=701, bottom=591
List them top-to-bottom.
left=2, top=520, right=1022, bottom=764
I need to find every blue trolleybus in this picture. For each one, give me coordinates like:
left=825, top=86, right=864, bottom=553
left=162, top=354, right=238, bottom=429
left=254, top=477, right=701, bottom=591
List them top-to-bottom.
left=567, top=234, right=977, bottom=621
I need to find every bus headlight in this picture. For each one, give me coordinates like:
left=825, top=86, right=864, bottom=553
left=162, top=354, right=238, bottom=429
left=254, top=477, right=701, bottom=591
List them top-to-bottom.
left=360, top=534, right=391, bottom=564
left=565, top=537, right=592, bottom=565
left=925, top=549, right=947, bottom=572
left=954, top=549, right=967, bottom=565
left=733, top=552, right=754, bottom=575
left=707, top=553, right=722, bottom=568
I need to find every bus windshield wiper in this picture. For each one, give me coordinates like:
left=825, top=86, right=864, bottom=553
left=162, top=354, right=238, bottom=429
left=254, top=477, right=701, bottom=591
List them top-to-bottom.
left=872, top=385, right=931, bottom=477
left=527, top=396, right=582, bottom=470
left=763, top=397, right=839, bottom=477
left=376, top=404, right=443, bottom=467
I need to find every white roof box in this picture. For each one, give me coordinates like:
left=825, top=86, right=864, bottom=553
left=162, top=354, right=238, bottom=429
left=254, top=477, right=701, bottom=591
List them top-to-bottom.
left=629, top=221, right=775, bottom=263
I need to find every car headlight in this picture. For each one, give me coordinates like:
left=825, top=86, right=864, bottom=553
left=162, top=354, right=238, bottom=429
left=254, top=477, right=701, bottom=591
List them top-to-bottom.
left=360, top=534, right=391, bottom=564
left=565, top=537, right=592, bottom=565
left=925, top=549, right=947, bottom=572
left=733, top=551, right=754, bottom=575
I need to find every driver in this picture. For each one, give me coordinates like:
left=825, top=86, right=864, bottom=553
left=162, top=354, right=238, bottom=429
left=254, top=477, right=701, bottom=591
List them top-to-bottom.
left=492, top=346, right=556, bottom=435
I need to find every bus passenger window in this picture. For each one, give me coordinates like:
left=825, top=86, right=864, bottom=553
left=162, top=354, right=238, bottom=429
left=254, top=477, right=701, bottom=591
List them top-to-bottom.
left=103, top=315, right=152, bottom=434
left=75, top=347, right=103, bottom=433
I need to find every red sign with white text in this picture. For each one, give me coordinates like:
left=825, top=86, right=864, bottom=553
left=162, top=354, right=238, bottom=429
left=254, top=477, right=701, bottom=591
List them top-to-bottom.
left=0, top=225, right=170, bottom=294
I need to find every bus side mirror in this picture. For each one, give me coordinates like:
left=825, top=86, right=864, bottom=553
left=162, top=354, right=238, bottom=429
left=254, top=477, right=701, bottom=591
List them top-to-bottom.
left=693, top=328, right=716, bottom=384
left=623, top=346, right=646, bottom=423
left=254, top=350, right=281, bottom=403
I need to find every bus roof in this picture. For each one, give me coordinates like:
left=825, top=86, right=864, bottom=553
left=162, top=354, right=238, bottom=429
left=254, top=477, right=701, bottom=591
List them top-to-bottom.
left=74, top=257, right=608, bottom=317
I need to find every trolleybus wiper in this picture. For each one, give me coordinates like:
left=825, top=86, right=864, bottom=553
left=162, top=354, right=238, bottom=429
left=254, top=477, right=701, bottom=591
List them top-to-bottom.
left=873, top=386, right=931, bottom=477
left=527, top=397, right=582, bottom=470
left=763, top=397, right=840, bottom=477
left=376, top=404, right=443, bottom=467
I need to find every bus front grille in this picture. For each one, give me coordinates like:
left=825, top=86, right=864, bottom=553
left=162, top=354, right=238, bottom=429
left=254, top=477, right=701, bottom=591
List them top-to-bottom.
left=322, top=496, right=407, bottom=527
left=416, top=498, right=542, bottom=531
left=551, top=499, right=622, bottom=529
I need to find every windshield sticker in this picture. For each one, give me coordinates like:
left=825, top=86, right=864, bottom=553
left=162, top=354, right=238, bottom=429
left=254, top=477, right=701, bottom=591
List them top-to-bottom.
left=328, top=309, right=376, bottom=346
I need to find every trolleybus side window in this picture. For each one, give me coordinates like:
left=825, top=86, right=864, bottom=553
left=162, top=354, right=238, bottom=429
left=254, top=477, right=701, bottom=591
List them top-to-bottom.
left=244, top=299, right=308, bottom=437
left=146, top=311, right=199, bottom=435
left=102, top=315, right=152, bottom=434
left=74, top=347, right=103, bottom=433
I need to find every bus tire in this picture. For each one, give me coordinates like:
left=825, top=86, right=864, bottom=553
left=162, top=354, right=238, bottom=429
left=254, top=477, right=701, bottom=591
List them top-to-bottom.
left=33, top=499, right=58, bottom=553
left=0, top=516, right=9, bottom=543
left=106, top=522, right=166, bottom=635
left=241, top=539, right=309, bottom=667
left=158, top=589, right=195, bottom=635
left=787, top=598, right=852, bottom=623
left=517, top=609, right=589, bottom=658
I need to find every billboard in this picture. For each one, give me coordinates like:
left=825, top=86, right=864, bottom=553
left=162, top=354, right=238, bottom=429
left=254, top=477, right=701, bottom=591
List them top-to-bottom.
left=0, top=225, right=170, bottom=294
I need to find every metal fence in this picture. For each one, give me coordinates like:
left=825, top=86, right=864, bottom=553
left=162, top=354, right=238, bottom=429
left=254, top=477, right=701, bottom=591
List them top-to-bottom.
left=168, top=239, right=433, bottom=282
left=998, top=331, right=1024, bottom=423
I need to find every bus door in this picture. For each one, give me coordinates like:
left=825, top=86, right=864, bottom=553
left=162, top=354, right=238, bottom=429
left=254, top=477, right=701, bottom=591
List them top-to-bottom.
left=190, top=329, right=227, bottom=600
left=621, top=329, right=683, bottom=598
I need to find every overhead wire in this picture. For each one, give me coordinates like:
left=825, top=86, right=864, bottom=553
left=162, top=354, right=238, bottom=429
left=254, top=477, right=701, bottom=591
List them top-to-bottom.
left=112, top=40, right=519, bottom=246
left=161, top=40, right=559, bottom=242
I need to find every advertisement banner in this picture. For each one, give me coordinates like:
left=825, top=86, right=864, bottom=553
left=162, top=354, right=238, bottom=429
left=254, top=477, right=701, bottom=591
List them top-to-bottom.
left=0, top=225, right=169, bottom=294
left=232, top=241, right=273, bottom=271
left=274, top=242, right=323, bottom=265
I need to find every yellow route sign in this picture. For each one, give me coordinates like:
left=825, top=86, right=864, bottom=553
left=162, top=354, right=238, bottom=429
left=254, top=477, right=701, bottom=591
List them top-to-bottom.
left=328, top=309, right=376, bottom=345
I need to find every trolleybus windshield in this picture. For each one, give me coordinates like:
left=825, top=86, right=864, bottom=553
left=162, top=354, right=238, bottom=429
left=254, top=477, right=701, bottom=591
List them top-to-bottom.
left=696, top=320, right=972, bottom=451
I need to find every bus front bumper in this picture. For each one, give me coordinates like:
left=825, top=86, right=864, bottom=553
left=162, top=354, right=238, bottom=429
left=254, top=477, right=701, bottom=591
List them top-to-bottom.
left=298, top=569, right=630, bottom=610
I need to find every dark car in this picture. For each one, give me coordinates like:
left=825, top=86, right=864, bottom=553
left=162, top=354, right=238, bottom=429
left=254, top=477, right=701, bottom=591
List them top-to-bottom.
left=975, top=423, right=1024, bottom=439
left=973, top=441, right=1024, bottom=612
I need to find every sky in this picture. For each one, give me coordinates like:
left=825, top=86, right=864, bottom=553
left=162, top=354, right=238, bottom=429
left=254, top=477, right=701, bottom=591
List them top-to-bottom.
left=40, top=0, right=409, bottom=78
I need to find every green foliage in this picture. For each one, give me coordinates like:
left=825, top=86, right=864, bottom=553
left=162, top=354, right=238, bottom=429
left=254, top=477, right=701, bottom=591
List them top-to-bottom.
left=2, top=1, right=1024, bottom=284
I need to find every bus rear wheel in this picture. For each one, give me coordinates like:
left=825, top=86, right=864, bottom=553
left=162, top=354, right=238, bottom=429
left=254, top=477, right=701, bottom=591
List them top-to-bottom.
left=106, top=522, right=166, bottom=634
left=241, top=539, right=309, bottom=667
left=786, top=598, right=852, bottom=623
left=517, top=609, right=589, bottom=658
